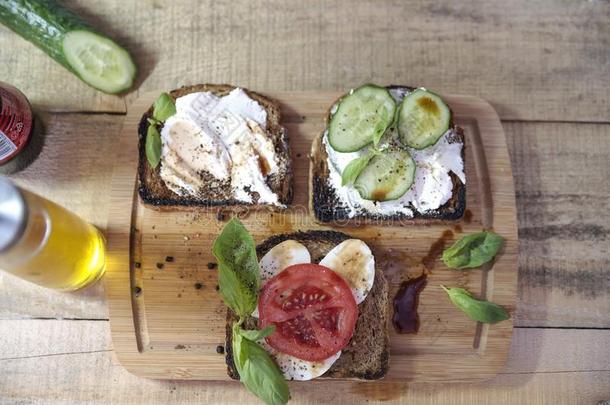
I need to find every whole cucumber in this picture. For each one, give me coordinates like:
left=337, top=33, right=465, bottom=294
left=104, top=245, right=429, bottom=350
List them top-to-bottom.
left=0, top=0, right=137, bottom=94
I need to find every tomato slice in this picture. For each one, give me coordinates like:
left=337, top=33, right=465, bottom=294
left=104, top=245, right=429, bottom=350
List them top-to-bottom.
left=258, top=263, right=358, bottom=361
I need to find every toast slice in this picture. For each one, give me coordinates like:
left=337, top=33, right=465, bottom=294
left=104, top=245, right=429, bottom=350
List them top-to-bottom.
left=137, top=84, right=293, bottom=210
left=310, top=85, right=465, bottom=224
left=225, top=230, right=390, bottom=380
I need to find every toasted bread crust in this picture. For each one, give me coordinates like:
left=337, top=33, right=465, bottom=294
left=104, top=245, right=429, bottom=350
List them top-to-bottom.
left=137, top=84, right=293, bottom=210
left=309, top=85, right=466, bottom=224
left=225, top=231, right=390, bottom=381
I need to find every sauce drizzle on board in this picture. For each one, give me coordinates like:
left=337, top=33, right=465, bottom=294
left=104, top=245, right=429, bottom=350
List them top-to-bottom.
left=421, top=230, right=454, bottom=270
left=377, top=248, right=420, bottom=283
left=392, top=273, right=428, bottom=334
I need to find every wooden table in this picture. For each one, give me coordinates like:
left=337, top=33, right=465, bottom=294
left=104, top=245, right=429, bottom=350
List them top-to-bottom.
left=1, top=1, right=608, bottom=403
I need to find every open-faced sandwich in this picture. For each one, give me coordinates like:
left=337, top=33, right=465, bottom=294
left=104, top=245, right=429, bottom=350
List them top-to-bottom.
left=138, top=84, right=293, bottom=209
left=310, top=84, right=465, bottom=223
left=213, top=219, right=389, bottom=404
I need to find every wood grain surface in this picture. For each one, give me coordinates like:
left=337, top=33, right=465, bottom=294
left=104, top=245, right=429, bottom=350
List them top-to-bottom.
left=0, top=0, right=608, bottom=121
left=1, top=0, right=608, bottom=403
left=104, top=91, right=517, bottom=381
left=5, top=115, right=608, bottom=327
left=0, top=321, right=608, bottom=404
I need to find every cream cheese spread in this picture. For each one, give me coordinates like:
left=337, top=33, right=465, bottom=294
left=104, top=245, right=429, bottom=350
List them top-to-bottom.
left=159, top=88, right=282, bottom=206
left=324, top=88, right=465, bottom=218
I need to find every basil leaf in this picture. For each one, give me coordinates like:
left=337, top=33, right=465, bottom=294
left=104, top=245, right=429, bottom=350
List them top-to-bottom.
left=152, top=92, right=176, bottom=122
left=373, top=120, right=391, bottom=146
left=145, top=125, right=162, bottom=169
left=341, top=153, right=375, bottom=186
left=212, top=218, right=260, bottom=318
left=442, top=231, right=504, bottom=269
left=441, top=285, right=510, bottom=324
left=232, top=323, right=247, bottom=370
left=233, top=324, right=289, bottom=405
left=239, top=325, right=276, bottom=342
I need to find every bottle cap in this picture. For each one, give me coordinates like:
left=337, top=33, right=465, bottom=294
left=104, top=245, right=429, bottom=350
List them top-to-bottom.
left=0, top=177, right=26, bottom=252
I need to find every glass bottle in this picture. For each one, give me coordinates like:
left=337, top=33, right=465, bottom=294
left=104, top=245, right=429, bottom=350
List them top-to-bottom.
left=0, top=177, right=106, bottom=291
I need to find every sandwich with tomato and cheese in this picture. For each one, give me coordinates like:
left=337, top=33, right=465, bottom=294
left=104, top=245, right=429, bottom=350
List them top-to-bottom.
left=213, top=220, right=389, bottom=404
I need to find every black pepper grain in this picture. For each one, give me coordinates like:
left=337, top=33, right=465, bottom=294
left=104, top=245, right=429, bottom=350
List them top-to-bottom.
left=165, top=256, right=174, bottom=263
left=134, top=261, right=141, bottom=268
left=156, top=262, right=164, bottom=270
left=207, top=262, right=217, bottom=270
left=194, top=282, right=203, bottom=290
left=133, top=286, right=142, bottom=297
left=216, top=345, right=225, bottom=354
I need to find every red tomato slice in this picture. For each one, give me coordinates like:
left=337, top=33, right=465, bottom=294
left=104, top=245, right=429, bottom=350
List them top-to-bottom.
left=258, top=263, right=358, bottom=361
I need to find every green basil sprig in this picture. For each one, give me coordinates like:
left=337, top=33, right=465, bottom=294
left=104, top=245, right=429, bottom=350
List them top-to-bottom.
left=145, top=92, right=176, bottom=169
left=152, top=93, right=177, bottom=122
left=145, top=125, right=162, bottom=168
left=341, top=152, right=375, bottom=186
left=213, top=218, right=260, bottom=318
left=213, top=219, right=289, bottom=405
left=442, top=231, right=504, bottom=269
left=441, top=285, right=509, bottom=324
left=233, top=324, right=289, bottom=405
left=239, top=325, right=276, bottom=342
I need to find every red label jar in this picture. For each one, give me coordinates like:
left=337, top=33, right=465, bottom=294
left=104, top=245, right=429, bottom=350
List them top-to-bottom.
left=0, top=82, right=36, bottom=172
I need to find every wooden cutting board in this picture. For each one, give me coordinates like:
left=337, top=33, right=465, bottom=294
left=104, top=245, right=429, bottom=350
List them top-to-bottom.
left=105, top=90, right=518, bottom=382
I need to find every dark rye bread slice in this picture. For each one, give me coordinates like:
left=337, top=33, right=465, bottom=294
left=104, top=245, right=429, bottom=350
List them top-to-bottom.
left=137, top=84, right=293, bottom=210
left=310, top=85, right=465, bottom=224
left=225, top=230, right=390, bottom=381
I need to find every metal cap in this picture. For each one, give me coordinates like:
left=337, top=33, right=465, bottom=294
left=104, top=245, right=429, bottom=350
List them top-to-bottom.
left=0, top=177, right=26, bottom=252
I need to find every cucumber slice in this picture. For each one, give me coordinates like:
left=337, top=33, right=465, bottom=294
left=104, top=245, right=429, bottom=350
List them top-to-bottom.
left=0, top=0, right=136, bottom=94
left=63, top=31, right=136, bottom=94
left=328, top=84, right=396, bottom=152
left=398, top=89, right=451, bottom=149
left=354, top=150, right=415, bottom=202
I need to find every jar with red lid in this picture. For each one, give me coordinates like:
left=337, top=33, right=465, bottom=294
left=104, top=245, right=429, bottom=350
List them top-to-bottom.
left=0, top=82, right=42, bottom=174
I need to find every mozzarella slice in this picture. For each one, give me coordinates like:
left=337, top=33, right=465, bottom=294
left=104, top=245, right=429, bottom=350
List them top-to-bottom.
left=319, top=239, right=375, bottom=304
left=253, top=240, right=311, bottom=318
left=258, top=240, right=311, bottom=283
left=257, top=339, right=341, bottom=381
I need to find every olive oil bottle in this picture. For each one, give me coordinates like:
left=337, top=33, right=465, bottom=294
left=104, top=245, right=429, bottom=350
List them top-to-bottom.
left=0, top=177, right=105, bottom=291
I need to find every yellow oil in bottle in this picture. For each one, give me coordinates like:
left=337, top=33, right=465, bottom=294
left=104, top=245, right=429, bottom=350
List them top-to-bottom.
left=0, top=188, right=106, bottom=291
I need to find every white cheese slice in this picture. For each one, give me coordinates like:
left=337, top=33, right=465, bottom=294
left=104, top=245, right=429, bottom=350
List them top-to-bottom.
left=319, top=239, right=375, bottom=304
left=252, top=240, right=311, bottom=319
left=258, top=240, right=311, bottom=283
left=257, top=339, right=341, bottom=381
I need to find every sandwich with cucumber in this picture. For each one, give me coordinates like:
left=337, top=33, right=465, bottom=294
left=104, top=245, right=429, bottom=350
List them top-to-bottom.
left=137, top=84, right=293, bottom=210
left=310, top=84, right=466, bottom=223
